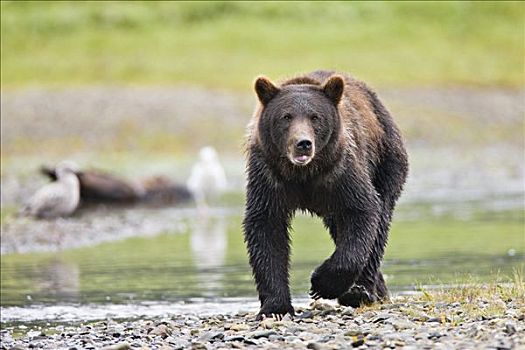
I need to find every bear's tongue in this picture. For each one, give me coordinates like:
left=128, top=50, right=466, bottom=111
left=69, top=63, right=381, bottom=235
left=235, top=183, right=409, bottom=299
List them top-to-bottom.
left=294, top=155, right=309, bottom=163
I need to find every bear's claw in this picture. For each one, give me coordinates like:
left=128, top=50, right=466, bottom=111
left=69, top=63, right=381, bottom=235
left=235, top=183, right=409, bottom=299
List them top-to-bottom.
left=338, top=284, right=377, bottom=307
left=256, top=302, right=295, bottom=321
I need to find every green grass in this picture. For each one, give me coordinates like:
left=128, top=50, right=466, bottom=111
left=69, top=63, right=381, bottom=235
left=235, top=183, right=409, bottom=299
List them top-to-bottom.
left=1, top=1, right=523, bottom=89
left=351, top=269, right=525, bottom=327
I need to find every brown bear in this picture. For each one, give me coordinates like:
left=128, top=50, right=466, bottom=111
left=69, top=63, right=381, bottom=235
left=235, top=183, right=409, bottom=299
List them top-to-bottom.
left=243, top=70, right=408, bottom=319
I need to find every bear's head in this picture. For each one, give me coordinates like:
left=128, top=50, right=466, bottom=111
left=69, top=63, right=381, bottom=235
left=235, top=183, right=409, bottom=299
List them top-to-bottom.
left=254, top=75, right=344, bottom=167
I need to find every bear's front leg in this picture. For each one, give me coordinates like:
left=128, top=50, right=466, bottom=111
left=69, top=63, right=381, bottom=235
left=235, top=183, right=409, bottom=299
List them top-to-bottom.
left=243, top=199, right=294, bottom=320
left=311, top=209, right=380, bottom=300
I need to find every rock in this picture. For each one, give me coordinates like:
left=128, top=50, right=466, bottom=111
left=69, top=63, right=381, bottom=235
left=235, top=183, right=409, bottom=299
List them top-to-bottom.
left=311, top=301, right=336, bottom=312
left=341, top=307, right=355, bottom=316
left=320, top=309, right=336, bottom=316
left=297, top=310, right=314, bottom=319
left=412, top=312, right=430, bottom=322
left=371, top=313, right=391, bottom=323
left=281, top=314, right=293, bottom=322
left=259, top=318, right=275, bottom=329
left=391, top=319, right=415, bottom=330
left=504, top=322, right=516, bottom=335
left=230, top=323, right=250, bottom=331
left=149, top=325, right=171, bottom=338
left=26, top=330, right=42, bottom=338
left=249, top=330, right=278, bottom=339
left=344, top=330, right=362, bottom=337
left=198, top=332, right=224, bottom=342
left=428, top=332, right=443, bottom=339
left=268, top=334, right=285, bottom=341
left=224, top=335, right=246, bottom=342
left=317, top=335, right=335, bottom=343
left=351, top=338, right=365, bottom=347
left=190, top=342, right=207, bottom=350
left=307, top=342, right=324, bottom=350
left=101, top=343, right=131, bottom=350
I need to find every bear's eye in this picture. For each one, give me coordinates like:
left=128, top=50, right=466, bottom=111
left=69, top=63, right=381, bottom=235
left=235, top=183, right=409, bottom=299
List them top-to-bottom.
left=282, top=114, right=292, bottom=121
left=311, top=114, right=319, bottom=122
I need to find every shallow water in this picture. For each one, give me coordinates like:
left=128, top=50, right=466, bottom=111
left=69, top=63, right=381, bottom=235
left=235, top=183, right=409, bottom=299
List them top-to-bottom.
left=1, top=203, right=523, bottom=323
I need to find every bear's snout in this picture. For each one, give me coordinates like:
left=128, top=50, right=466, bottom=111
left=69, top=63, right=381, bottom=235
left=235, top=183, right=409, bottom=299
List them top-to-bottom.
left=286, top=119, right=316, bottom=166
left=288, top=136, right=315, bottom=166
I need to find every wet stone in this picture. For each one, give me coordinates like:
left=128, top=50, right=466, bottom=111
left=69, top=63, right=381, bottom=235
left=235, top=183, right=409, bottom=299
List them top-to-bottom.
left=341, top=307, right=355, bottom=316
left=297, top=310, right=314, bottom=320
left=372, top=313, right=391, bottom=323
left=229, top=323, right=250, bottom=331
left=504, top=323, right=516, bottom=335
left=249, top=330, right=278, bottom=339
left=345, top=330, right=363, bottom=337
left=198, top=331, right=224, bottom=342
left=268, top=334, right=285, bottom=341
left=224, top=335, right=244, bottom=342
left=351, top=338, right=365, bottom=347
left=190, top=342, right=208, bottom=350
left=307, top=342, right=325, bottom=350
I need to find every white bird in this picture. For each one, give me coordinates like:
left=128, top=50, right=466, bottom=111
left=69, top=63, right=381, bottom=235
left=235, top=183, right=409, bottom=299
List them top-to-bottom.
left=187, top=147, right=227, bottom=209
left=22, top=161, right=80, bottom=219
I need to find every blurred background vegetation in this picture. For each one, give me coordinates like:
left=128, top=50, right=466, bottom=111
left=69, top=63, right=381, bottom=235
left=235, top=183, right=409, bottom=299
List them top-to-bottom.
left=1, top=1, right=523, bottom=160
left=2, top=1, right=523, bottom=89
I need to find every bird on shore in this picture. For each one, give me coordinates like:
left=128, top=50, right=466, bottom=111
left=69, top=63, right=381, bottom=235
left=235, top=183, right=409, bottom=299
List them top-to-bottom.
left=187, top=146, right=227, bottom=209
left=22, top=161, right=81, bottom=219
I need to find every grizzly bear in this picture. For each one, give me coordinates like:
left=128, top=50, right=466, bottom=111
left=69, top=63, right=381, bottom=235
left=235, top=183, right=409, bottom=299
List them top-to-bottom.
left=243, top=70, right=408, bottom=319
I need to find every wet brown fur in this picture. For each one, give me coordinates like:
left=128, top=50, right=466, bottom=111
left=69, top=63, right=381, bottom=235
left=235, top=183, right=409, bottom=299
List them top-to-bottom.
left=243, top=70, right=409, bottom=319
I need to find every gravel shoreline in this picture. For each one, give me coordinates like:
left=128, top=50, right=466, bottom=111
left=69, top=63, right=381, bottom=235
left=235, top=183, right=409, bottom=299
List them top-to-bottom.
left=2, top=294, right=523, bottom=350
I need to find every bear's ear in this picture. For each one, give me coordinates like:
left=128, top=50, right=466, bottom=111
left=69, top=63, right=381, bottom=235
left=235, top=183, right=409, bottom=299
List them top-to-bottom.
left=322, top=75, right=345, bottom=105
left=254, top=76, right=280, bottom=105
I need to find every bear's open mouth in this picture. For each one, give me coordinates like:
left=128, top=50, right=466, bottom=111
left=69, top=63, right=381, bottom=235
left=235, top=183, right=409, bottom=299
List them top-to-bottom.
left=290, top=154, right=313, bottom=166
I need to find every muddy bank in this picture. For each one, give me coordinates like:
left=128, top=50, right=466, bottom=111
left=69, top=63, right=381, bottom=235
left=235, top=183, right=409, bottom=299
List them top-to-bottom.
left=0, top=207, right=236, bottom=255
left=1, top=293, right=523, bottom=350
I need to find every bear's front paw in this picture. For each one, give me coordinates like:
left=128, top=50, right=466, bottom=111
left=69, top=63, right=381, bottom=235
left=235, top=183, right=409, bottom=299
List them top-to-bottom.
left=309, top=260, right=354, bottom=300
left=257, top=301, right=294, bottom=321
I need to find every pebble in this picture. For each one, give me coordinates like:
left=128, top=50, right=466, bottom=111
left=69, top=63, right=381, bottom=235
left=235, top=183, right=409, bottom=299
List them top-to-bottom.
left=341, top=307, right=355, bottom=316
left=297, top=310, right=314, bottom=319
left=258, top=318, right=275, bottom=329
left=504, top=322, right=516, bottom=335
left=229, top=323, right=250, bottom=331
left=249, top=330, right=278, bottom=339
left=101, top=342, right=131, bottom=350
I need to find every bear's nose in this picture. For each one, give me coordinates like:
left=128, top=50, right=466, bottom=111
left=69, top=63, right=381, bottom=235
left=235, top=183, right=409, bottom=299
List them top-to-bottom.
left=296, top=139, right=312, bottom=151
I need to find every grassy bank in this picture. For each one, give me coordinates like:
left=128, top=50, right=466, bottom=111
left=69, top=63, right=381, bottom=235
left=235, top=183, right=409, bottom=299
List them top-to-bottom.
left=1, top=1, right=523, bottom=89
